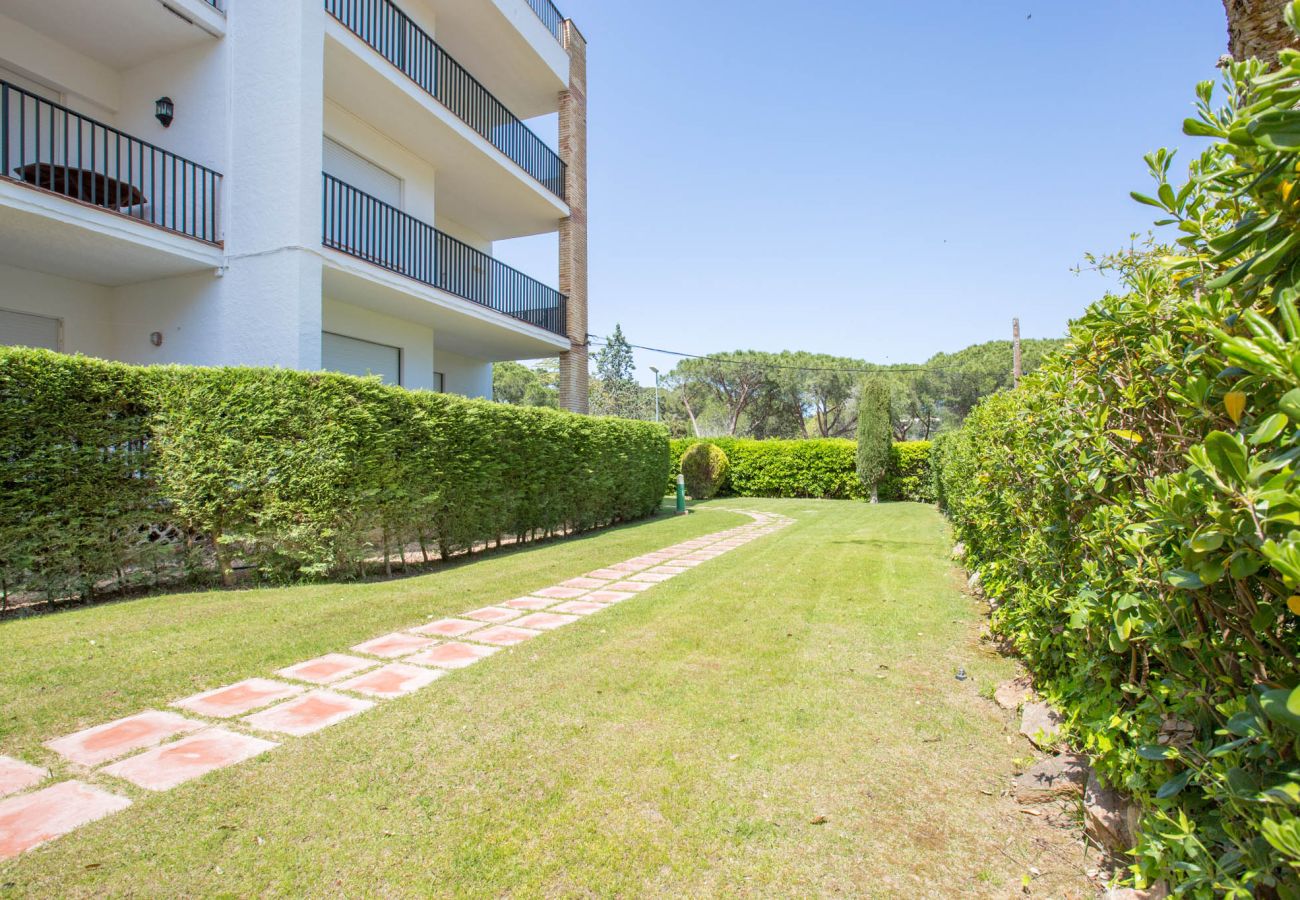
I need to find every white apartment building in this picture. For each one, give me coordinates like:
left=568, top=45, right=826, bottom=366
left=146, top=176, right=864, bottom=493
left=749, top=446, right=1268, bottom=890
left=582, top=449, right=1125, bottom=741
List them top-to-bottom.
left=0, top=0, right=590, bottom=410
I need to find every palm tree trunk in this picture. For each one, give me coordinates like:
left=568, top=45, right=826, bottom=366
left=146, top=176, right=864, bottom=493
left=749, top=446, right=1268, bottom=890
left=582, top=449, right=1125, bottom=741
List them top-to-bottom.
left=1222, top=0, right=1298, bottom=64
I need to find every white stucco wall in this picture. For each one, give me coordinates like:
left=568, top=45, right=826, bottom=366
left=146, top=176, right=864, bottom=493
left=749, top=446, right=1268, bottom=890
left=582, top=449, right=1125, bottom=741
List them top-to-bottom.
left=0, top=13, right=118, bottom=115
left=116, top=42, right=228, bottom=177
left=0, top=262, right=114, bottom=358
left=111, top=272, right=225, bottom=367
left=435, top=347, right=493, bottom=399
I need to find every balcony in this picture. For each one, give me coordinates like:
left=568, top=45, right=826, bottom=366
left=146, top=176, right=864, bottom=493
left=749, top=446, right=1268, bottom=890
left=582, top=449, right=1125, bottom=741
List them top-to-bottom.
left=324, top=0, right=565, bottom=203
left=524, top=0, right=564, bottom=42
left=1, top=82, right=221, bottom=244
left=323, top=173, right=566, bottom=337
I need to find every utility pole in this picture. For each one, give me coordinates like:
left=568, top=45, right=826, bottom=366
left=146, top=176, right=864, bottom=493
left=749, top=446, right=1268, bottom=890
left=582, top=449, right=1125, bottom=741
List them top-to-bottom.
left=1012, top=318, right=1023, bottom=389
left=650, top=367, right=661, bottom=422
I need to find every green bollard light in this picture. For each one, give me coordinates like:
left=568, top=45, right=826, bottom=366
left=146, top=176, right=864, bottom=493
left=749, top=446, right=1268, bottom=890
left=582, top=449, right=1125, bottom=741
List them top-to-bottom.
left=676, top=474, right=687, bottom=515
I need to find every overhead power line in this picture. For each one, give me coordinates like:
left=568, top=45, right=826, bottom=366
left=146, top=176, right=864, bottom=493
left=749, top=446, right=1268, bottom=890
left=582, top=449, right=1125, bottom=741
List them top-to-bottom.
left=585, top=334, right=1001, bottom=376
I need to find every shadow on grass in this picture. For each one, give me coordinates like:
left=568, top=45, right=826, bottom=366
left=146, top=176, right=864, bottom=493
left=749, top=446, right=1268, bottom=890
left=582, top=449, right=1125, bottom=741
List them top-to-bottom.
left=2, top=501, right=710, bottom=624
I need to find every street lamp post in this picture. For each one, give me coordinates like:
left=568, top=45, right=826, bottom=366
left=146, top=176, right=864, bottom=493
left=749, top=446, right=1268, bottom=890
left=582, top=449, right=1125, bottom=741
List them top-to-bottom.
left=649, top=367, right=661, bottom=422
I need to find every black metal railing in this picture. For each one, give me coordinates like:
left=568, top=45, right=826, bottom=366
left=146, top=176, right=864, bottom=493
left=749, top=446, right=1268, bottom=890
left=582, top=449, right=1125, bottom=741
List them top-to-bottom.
left=324, top=0, right=566, bottom=203
left=525, top=0, right=564, bottom=41
left=0, top=82, right=222, bottom=244
left=323, top=174, right=566, bottom=336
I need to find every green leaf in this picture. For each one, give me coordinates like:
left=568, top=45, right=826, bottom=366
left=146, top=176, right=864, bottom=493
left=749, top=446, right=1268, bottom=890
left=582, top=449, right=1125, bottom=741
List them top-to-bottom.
left=1249, top=110, right=1300, bottom=151
left=1280, top=388, right=1300, bottom=421
left=1251, top=412, right=1289, bottom=444
left=1203, top=431, right=1249, bottom=484
left=1190, top=531, right=1225, bottom=552
left=1166, top=569, right=1205, bottom=590
left=1289, top=685, right=1300, bottom=717
left=1262, top=689, right=1300, bottom=734
left=1138, top=744, right=1177, bottom=761
left=1156, top=770, right=1193, bottom=800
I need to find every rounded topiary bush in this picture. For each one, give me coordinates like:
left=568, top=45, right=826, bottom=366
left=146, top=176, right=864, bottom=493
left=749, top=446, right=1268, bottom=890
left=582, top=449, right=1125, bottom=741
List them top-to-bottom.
left=680, top=442, right=729, bottom=499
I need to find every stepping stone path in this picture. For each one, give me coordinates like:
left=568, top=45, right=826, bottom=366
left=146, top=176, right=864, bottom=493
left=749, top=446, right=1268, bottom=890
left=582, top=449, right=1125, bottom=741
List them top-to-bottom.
left=0, top=510, right=791, bottom=861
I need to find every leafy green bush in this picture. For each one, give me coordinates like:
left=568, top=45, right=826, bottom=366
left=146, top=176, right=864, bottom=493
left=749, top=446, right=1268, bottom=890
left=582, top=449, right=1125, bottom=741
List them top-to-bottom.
left=939, top=50, right=1300, bottom=895
left=0, top=349, right=669, bottom=595
left=668, top=438, right=933, bottom=502
left=880, top=441, right=934, bottom=503
left=679, top=442, right=729, bottom=499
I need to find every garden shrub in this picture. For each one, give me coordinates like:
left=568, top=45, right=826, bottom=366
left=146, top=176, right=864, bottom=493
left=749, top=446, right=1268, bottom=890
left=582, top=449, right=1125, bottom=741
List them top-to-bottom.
left=938, top=50, right=1300, bottom=895
left=0, top=349, right=669, bottom=596
left=668, top=438, right=933, bottom=502
left=880, top=441, right=934, bottom=503
left=679, top=442, right=729, bottom=499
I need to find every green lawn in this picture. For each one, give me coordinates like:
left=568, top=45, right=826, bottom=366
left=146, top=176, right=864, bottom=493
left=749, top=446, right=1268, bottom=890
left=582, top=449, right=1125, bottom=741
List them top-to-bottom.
left=0, top=499, right=1091, bottom=896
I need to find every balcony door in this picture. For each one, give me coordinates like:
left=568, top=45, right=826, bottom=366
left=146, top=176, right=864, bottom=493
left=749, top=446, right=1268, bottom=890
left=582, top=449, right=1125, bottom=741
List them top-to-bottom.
left=323, top=137, right=404, bottom=271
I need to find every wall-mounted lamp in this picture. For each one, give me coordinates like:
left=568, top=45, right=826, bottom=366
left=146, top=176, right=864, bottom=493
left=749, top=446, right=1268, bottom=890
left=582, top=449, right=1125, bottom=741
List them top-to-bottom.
left=155, top=96, right=174, bottom=128
left=150, top=331, right=164, bottom=347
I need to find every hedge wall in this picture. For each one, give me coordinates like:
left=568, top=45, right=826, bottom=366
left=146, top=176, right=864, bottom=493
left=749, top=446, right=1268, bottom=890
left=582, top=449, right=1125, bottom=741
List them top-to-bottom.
left=931, top=55, right=1300, bottom=894
left=0, top=348, right=668, bottom=602
left=667, top=438, right=932, bottom=502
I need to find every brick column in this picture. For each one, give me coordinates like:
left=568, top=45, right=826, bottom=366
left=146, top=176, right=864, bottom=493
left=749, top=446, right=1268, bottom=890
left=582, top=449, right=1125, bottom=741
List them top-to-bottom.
left=558, top=20, right=589, bottom=414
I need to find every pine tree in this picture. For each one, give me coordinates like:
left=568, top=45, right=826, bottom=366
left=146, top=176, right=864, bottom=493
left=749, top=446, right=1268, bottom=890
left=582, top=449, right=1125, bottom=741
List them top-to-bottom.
left=593, top=324, right=638, bottom=417
left=855, top=376, right=892, bottom=503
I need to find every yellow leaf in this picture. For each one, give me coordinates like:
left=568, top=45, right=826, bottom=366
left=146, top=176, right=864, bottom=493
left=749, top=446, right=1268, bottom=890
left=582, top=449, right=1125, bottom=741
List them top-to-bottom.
left=1284, top=180, right=1296, bottom=204
left=1225, top=391, right=1247, bottom=425
left=1110, top=429, right=1144, bottom=444
left=1289, top=595, right=1300, bottom=615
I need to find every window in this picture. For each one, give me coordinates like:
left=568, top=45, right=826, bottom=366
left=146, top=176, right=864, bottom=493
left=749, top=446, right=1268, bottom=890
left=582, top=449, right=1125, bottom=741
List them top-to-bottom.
left=0, top=309, right=60, bottom=350
left=322, top=332, right=401, bottom=385
left=433, top=371, right=445, bottom=393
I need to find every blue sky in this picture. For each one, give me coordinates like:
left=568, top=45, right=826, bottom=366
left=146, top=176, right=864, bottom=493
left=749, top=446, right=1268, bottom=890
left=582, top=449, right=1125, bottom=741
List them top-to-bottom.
left=495, top=0, right=1229, bottom=379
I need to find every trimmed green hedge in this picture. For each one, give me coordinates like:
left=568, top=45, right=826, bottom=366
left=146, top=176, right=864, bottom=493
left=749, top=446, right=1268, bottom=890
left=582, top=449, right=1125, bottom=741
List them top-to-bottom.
left=932, top=54, right=1300, bottom=893
left=0, top=348, right=668, bottom=601
left=668, top=438, right=932, bottom=502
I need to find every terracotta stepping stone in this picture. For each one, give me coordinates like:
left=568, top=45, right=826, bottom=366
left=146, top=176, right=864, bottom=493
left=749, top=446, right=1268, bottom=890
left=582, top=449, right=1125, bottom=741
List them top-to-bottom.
left=625, top=557, right=664, bottom=567
left=673, top=559, right=704, bottom=567
left=608, top=562, right=647, bottom=574
left=648, top=565, right=690, bottom=575
left=585, top=568, right=626, bottom=580
left=629, top=572, right=674, bottom=583
left=560, top=577, right=607, bottom=590
left=605, top=581, right=653, bottom=593
left=532, top=586, right=587, bottom=600
left=584, top=590, right=638, bottom=604
left=503, top=596, right=555, bottom=611
left=551, top=601, right=605, bottom=616
left=462, top=606, right=522, bottom=624
left=512, top=612, right=580, bottom=631
left=409, top=618, right=483, bottom=638
left=470, top=625, right=543, bottom=646
left=351, top=633, right=436, bottom=659
left=404, top=642, right=499, bottom=670
left=278, top=654, right=376, bottom=684
left=336, top=663, right=444, bottom=699
left=173, top=678, right=305, bottom=718
left=243, top=691, right=374, bottom=737
left=45, top=711, right=205, bottom=768
left=101, top=728, right=277, bottom=791
left=0, top=757, right=47, bottom=798
left=0, top=781, right=131, bottom=861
